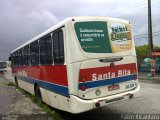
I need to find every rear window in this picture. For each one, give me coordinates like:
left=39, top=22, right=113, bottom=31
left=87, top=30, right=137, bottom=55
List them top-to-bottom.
left=74, top=21, right=132, bottom=53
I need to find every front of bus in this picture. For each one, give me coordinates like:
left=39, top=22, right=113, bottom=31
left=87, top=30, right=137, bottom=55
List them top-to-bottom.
left=66, top=17, right=140, bottom=113
left=0, top=61, right=7, bottom=74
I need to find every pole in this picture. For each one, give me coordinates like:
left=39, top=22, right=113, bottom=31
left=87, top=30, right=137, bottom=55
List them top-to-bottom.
left=148, top=0, right=153, bottom=53
left=148, top=0, right=155, bottom=77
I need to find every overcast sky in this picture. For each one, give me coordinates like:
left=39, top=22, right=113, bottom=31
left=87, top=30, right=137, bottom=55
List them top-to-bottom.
left=0, top=0, right=159, bottom=60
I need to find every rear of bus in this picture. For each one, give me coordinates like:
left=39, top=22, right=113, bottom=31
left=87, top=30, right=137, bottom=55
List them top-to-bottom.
left=66, top=17, right=140, bottom=113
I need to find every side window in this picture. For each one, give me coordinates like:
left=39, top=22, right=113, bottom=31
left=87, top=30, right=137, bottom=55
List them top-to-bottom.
left=52, top=29, right=64, bottom=65
left=59, top=30, right=64, bottom=63
left=53, top=32, right=59, bottom=64
left=40, top=35, right=52, bottom=65
left=46, top=36, right=52, bottom=64
left=39, top=39, right=45, bottom=65
left=30, top=41, right=39, bottom=65
left=35, top=42, right=39, bottom=65
left=23, top=45, right=30, bottom=65
left=27, top=45, right=30, bottom=65
left=23, top=46, right=28, bottom=65
left=19, top=48, right=24, bottom=66
left=22, top=48, right=24, bottom=65
left=19, top=49, right=22, bottom=66
left=15, top=51, right=19, bottom=66
left=12, top=52, right=17, bottom=66
left=14, top=52, right=17, bottom=66
left=11, top=53, right=14, bottom=66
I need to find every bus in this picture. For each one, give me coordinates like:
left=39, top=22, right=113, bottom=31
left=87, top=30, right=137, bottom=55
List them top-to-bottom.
left=10, top=17, right=140, bottom=113
left=0, top=61, right=8, bottom=74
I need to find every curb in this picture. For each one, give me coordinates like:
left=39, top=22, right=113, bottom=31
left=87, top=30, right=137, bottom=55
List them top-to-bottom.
left=138, top=77, right=160, bottom=84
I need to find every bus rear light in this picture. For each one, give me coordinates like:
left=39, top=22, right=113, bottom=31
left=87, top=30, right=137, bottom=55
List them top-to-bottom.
left=80, top=85, right=86, bottom=91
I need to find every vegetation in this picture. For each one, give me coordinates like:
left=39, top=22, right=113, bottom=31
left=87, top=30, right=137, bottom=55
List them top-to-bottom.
left=135, top=45, right=160, bottom=57
left=7, top=82, right=15, bottom=86
left=8, top=82, right=64, bottom=120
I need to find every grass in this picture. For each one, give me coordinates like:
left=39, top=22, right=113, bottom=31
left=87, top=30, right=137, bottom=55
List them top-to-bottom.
left=7, top=82, right=64, bottom=120
left=7, top=82, right=15, bottom=86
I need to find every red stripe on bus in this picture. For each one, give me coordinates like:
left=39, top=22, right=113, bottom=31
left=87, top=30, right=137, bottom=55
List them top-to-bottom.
left=79, top=63, right=137, bottom=82
left=12, top=65, right=68, bottom=86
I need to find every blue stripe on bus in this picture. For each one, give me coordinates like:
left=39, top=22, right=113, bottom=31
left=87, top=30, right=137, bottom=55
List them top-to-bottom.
left=79, top=74, right=137, bottom=89
left=16, top=75, right=69, bottom=97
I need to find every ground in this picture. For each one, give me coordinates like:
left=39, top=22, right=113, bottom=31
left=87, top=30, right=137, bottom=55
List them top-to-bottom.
left=0, top=72, right=52, bottom=120
left=60, top=82, right=160, bottom=120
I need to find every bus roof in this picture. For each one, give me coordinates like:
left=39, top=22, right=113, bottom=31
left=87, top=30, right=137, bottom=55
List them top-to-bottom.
left=10, top=16, right=130, bottom=54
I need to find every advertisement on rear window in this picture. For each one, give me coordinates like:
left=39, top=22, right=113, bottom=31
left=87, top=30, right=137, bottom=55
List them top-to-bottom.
left=74, top=21, right=132, bottom=53
left=74, top=21, right=112, bottom=53
left=108, top=22, right=132, bottom=52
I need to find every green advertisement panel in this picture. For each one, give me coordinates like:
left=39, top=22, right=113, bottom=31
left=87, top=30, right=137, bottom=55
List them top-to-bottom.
left=74, top=21, right=112, bottom=53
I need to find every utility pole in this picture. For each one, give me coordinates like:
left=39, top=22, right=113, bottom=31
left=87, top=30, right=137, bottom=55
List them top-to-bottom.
left=148, top=0, right=153, bottom=54
left=148, top=0, right=155, bottom=77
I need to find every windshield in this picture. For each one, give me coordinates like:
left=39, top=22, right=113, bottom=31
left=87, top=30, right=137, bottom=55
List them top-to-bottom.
left=74, top=21, right=132, bottom=53
left=0, top=62, right=7, bottom=68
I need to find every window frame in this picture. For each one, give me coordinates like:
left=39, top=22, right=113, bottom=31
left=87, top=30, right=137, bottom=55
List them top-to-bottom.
left=52, top=29, right=64, bottom=65
left=39, top=34, right=53, bottom=65
left=30, top=40, right=39, bottom=66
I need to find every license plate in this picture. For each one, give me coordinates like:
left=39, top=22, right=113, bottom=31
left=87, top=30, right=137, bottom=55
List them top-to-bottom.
left=108, top=84, right=120, bottom=91
left=105, top=96, right=124, bottom=103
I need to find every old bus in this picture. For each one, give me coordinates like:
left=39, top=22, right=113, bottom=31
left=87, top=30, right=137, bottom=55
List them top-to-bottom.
left=10, top=17, right=140, bottom=113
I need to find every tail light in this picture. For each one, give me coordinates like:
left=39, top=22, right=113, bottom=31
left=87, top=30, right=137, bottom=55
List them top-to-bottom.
left=80, top=84, right=86, bottom=91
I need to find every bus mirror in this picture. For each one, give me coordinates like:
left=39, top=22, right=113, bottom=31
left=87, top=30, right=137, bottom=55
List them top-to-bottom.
left=9, top=56, right=11, bottom=61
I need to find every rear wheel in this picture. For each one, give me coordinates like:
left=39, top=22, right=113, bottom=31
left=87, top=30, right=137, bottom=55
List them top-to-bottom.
left=15, top=77, right=18, bottom=87
left=35, top=85, right=42, bottom=100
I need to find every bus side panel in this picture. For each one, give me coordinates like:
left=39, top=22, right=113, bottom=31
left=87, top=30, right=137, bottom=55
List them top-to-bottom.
left=67, top=62, right=82, bottom=95
left=12, top=65, right=69, bottom=97
left=12, top=65, right=72, bottom=113
left=17, top=78, right=35, bottom=95
left=40, top=87, right=71, bottom=112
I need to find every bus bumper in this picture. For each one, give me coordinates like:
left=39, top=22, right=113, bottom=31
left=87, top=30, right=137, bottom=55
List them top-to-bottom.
left=70, top=83, right=140, bottom=114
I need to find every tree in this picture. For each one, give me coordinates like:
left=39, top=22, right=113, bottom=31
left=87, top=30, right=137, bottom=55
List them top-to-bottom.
left=136, top=45, right=160, bottom=57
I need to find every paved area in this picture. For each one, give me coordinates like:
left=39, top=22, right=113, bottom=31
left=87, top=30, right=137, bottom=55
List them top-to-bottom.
left=0, top=72, right=52, bottom=120
left=59, top=82, right=160, bottom=120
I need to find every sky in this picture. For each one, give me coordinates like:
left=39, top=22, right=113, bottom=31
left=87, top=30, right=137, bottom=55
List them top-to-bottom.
left=0, top=0, right=159, bottom=60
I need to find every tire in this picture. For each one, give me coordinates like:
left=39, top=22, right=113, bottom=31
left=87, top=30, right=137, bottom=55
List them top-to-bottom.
left=15, top=77, right=18, bottom=87
left=35, top=85, right=42, bottom=100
